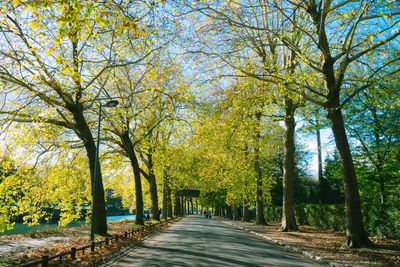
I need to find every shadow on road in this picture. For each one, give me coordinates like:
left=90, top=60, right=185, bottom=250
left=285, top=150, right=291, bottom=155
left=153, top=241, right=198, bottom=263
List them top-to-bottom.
left=110, top=215, right=324, bottom=266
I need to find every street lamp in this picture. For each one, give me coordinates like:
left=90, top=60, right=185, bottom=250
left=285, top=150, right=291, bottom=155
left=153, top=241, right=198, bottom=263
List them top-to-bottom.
left=90, top=99, right=119, bottom=242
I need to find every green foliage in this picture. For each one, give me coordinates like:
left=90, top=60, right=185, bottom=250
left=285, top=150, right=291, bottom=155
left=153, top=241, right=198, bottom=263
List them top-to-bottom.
left=0, top=0, right=400, bottom=241
left=0, top=145, right=91, bottom=231
left=270, top=149, right=319, bottom=205
left=321, top=151, right=345, bottom=204
left=365, top=202, right=400, bottom=240
left=266, top=203, right=400, bottom=239
left=265, top=204, right=347, bottom=231
left=264, top=205, right=282, bottom=222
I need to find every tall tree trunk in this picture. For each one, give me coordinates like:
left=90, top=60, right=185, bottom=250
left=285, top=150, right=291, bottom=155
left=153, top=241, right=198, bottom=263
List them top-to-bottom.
left=304, top=1, right=372, bottom=247
left=280, top=97, right=298, bottom=231
left=69, top=104, right=107, bottom=235
left=327, top=108, right=371, bottom=247
left=255, top=112, right=267, bottom=225
left=120, top=131, right=144, bottom=225
left=84, top=138, right=107, bottom=235
left=146, top=153, right=160, bottom=221
left=162, top=174, right=168, bottom=220
left=148, top=175, right=159, bottom=220
left=167, top=187, right=173, bottom=217
left=174, top=194, right=181, bottom=216
left=181, top=197, right=185, bottom=215
left=196, top=199, right=199, bottom=214
left=242, top=202, right=249, bottom=222
left=233, top=204, right=239, bottom=220
left=226, top=205, right=232, bottom=219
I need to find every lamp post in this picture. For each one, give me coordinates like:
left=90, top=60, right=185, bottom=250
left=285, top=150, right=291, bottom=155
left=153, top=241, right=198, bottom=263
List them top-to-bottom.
left=90, top=99, right=119, bottom=242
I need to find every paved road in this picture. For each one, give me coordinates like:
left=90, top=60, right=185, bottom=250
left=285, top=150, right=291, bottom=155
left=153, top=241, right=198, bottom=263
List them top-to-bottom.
left=108, top=215, right=325, bottom=266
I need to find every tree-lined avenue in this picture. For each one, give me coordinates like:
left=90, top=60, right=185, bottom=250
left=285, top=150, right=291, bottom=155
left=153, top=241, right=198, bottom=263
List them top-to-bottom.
left=107, top=215, right=323, bottom=266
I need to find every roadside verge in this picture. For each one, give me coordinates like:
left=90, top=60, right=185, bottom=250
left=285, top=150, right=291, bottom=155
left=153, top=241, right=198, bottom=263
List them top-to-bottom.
left=214, top=217, right=400, bottom=266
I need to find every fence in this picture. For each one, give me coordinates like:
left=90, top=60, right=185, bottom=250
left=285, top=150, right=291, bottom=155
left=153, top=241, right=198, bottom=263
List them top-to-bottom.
left=17, top=219, right=173, bottom=267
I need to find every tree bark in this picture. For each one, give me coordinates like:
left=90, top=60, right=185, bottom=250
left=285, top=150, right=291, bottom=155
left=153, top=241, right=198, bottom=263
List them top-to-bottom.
left=280, top=97, right=298, bottom=231
left=68, top=104, right=107, bottom=235
left=327, top=107, right=371, bottom=247
left=255, top=112, right=267, bottom=225
left=120, top=131, right=144, bottom=225
left=84, top=134, right=107, bottom=235
left=146, top=153, right=160, bottom=221
left=162, top=173, right=168, bottom=220
left=167, top=187, right=173, bottom=217
left=174, top=194, right=181, bottom=216
left=181, top=197, right=185, bottom=215
left=242, top=202, right=249, bottom=222
left=233, top=204, right=239, bottom=220
left=221, top=205, right=225, bottom=217
left=226, top=205, right=232, bottom=219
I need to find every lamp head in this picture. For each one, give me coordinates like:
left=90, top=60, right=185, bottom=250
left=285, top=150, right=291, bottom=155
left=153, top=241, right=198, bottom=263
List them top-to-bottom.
left=105, top=100, right=119, bottom=107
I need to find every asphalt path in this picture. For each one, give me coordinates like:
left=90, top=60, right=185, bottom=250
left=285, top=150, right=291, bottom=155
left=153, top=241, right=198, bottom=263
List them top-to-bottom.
left=108, top=215, right=325, bottom=266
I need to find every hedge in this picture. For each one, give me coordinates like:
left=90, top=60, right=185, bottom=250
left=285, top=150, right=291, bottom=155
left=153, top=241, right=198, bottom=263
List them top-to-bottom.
left=264, top=203, right=400, bottom=239
left=264, top=204, right=346, bottom=231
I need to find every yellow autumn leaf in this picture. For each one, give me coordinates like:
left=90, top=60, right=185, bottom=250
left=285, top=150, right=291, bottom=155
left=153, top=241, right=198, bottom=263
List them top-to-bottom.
left=98, top=20, right=107, bottom=27
left=31, top=21, right=39, bottom=29
left=55, top=53, right=62, bottom=63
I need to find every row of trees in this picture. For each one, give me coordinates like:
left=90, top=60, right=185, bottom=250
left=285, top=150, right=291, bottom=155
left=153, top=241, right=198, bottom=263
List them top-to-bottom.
left=0, top=0, right=399, bottom=249
left=0, top=0, right=188, bottom=236
left=170, top=0, right=400, bottom=248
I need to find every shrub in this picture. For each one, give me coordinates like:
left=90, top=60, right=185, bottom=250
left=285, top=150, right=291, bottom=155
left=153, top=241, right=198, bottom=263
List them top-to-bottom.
left=264, top=203, right=400, bottom=239
left=264, top=204, right=346, bottom=231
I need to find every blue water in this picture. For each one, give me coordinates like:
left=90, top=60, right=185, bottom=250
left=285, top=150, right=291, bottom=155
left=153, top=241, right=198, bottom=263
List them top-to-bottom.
left=1, top=215, right=136, bottom=236
left=107, top=215, right=136, bottom=222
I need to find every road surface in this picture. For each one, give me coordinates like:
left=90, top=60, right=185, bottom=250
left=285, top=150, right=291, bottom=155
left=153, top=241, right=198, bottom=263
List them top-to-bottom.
left=107, top=215, right=325, bottom=266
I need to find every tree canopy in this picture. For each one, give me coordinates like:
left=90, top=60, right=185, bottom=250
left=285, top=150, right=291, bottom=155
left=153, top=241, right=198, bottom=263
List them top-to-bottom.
left=1, top=0, right=400, bottom=248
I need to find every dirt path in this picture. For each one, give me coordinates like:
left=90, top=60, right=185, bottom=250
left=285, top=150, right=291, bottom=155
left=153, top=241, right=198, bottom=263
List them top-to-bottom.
left=0, top=220, right=144, bottom=259
left=0, top=225, right=89, bottom=258
left=0, top=236, right=72, bottom=256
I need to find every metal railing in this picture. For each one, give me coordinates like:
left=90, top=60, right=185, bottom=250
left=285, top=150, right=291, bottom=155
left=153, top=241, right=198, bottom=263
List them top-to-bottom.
left=17, top=219, right=173, bottom=267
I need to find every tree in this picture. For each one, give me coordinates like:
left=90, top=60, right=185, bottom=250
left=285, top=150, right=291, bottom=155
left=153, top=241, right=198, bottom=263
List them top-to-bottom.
left=0, top=0, right=157, bottom=234
left=174, top=0, right=305, bottom=230
left=202, top=0, right=400, bottom=247
left=276, top=0, right=400, bottom=247
left=101, top=54, right=189, bottom=223
left=345, top=72, right=400, bottom=206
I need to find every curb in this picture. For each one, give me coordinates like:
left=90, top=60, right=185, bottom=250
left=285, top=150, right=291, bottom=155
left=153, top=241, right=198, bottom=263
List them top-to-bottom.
left=219, top=220, right=346, bottom=267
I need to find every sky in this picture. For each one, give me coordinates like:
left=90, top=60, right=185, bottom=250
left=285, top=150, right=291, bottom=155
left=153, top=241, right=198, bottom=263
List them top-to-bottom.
left=298, top=128, right=336, bottom=179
